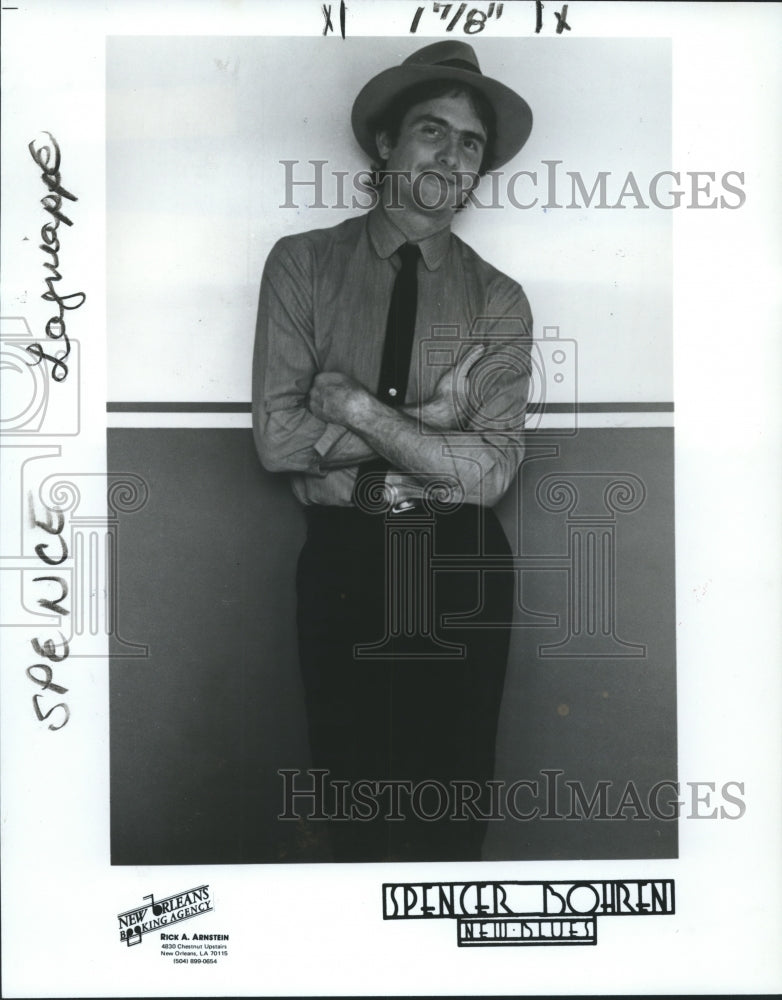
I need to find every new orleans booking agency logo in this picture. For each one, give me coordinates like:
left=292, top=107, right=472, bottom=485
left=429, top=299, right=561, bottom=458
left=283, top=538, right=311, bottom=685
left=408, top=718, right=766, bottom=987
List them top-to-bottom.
left=117, top=885, right=213, bottom=946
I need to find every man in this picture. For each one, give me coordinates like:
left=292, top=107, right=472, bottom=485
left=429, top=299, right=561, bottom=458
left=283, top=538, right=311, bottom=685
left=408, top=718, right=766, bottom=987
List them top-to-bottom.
left=253, top=41, right=533, bottom=862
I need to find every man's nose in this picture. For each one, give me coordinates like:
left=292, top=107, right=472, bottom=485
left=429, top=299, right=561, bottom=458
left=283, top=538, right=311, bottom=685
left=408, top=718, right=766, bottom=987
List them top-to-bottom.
left=437, top=134, right=459, bottom=169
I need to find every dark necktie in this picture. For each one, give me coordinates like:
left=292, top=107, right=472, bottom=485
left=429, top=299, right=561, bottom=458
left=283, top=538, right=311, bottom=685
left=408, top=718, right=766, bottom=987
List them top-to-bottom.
left=352, top=242, right=420, bottom=504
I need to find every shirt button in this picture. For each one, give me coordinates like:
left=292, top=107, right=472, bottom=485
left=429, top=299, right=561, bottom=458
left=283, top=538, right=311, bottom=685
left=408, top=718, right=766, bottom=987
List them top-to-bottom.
left=388, top=388, right=397, bottom=398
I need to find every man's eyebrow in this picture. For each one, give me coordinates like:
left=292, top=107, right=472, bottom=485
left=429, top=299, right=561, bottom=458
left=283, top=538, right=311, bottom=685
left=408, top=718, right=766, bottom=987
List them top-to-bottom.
left=410, top=113, right=487, bottom=144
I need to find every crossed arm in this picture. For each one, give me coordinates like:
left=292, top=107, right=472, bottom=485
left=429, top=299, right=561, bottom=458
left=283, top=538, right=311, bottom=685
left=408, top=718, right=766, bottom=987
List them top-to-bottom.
left=253, top=237, right=532, bottom=505
left=257, top=341, right=526, bottom=506
left=308, top=345, right=484, bottom=471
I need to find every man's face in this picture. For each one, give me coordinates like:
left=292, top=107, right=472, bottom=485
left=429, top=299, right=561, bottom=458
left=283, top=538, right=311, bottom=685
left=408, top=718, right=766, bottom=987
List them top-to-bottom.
left=376, top=92, right=487, bottom=217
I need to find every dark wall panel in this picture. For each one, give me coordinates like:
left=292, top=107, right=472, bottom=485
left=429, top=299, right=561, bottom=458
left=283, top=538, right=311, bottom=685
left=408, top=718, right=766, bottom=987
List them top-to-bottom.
left=109, top=427, right=676, bottom=864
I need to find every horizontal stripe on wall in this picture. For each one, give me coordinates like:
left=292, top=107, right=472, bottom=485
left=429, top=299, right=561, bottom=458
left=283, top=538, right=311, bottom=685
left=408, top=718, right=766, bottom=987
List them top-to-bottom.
left=107, top=401, right=674, bottom=413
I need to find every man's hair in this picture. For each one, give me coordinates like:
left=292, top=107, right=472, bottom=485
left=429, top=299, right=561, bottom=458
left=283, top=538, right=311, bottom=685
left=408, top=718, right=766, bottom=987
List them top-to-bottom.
left=368, top=78, right=497, bottom=179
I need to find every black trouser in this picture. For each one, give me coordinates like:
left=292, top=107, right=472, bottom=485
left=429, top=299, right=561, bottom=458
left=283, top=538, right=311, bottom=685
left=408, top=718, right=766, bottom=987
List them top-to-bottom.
left=296, top=502, right=513, bottom=862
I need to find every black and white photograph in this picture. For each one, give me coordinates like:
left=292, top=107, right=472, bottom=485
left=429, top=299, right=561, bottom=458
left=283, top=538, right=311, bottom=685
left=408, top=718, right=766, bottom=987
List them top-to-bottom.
left=1, top=1, right=780, bottom=996
left=106, top=31, right=676, bottom=868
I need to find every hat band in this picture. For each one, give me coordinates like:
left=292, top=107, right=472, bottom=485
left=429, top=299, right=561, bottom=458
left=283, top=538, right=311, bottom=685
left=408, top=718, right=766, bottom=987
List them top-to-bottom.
left=435, top=58, right=482, bottom=75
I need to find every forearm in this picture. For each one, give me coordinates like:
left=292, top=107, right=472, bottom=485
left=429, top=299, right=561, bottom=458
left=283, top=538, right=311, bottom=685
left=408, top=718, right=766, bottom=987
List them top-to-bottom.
left=307, top=353, right=526, bottom=503
left=342, top=394, right=463, bottom=482
left=316, top=397, right=455, bottom=469
left=348, top=400, right=520, bottom=505
left=318, top=429, right=376, bottom=469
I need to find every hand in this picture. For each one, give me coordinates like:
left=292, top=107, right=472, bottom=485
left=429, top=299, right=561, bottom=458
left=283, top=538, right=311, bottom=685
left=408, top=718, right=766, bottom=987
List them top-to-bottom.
left=420, top=343, right=484, bottom=430
left=308, top=371, right=369, bottom=426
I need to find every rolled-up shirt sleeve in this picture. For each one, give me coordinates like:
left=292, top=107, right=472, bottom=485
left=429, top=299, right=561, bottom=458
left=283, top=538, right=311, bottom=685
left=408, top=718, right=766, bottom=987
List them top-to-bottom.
left=252, top=237, right=339, bottom=474
left=454, top=278, right=532, bottom=505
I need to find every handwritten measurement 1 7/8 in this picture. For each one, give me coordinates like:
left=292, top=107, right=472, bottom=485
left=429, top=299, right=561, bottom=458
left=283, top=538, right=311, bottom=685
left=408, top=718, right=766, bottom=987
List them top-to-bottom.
left=409, top=2, right=571, bottom=35
left=410, top=2, right=503, bottom=34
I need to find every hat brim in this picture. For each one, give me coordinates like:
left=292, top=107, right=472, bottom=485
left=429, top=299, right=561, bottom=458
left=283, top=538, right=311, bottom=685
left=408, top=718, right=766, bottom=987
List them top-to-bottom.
left=351, top=63, right=532, bottom=171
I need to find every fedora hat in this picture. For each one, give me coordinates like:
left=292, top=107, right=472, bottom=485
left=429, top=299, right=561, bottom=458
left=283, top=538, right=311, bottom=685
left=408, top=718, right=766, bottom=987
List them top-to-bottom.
left=351, top=41, right=533, bottom=171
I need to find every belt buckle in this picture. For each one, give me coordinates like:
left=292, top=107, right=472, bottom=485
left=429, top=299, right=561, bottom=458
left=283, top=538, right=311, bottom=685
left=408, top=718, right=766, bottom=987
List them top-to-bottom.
left=390, top=498, right=417, bottom=515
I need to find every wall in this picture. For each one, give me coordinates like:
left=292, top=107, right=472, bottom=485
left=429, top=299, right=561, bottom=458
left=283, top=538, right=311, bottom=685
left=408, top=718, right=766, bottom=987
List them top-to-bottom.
left=106, top=36, right=676, bottom=863
left=107, top=36, right=672, bottom=404
left=109, top=426, right=676, bottom=864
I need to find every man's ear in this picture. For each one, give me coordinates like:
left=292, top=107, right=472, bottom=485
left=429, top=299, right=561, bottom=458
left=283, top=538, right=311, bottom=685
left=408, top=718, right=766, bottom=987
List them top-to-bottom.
left=375, top=130, right=392, bottom=160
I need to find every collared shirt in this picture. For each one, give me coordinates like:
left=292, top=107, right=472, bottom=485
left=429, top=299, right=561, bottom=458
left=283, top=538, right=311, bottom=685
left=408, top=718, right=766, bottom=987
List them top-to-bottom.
left=252, top=206, right=532, bottom=507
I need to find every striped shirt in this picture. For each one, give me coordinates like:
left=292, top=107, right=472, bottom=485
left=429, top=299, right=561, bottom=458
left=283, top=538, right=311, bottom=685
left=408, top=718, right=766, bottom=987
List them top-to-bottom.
left=252, top=206, right=532, bottom=507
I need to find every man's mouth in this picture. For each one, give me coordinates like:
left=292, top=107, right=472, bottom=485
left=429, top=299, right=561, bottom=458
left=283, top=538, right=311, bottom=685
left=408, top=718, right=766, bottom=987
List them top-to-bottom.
left=419, top=169, right=456, bottom=188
